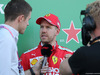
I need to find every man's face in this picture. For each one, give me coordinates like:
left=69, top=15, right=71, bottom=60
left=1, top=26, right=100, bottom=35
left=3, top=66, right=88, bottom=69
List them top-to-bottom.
left=19, top=12, right=31, bottom=34
left=40, top=20, right=59, bottom=44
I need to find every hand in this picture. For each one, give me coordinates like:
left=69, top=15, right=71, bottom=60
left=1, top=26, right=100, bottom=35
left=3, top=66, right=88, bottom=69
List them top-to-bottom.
left=64, top=54, right=72, bottom=59
left=32, top=57, right=44, bottom=75
left=41, top=62, right=49, bottom=74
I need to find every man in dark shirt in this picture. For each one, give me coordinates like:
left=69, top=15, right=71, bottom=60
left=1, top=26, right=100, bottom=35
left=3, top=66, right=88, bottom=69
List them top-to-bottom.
left=60, top=0, right=100, bottom=75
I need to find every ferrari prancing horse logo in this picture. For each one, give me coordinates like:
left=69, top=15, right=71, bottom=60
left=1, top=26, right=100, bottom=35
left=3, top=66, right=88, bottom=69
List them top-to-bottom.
left=45, top=13, right=51, bottom=17
left=52, top=56, right=58, bottom=64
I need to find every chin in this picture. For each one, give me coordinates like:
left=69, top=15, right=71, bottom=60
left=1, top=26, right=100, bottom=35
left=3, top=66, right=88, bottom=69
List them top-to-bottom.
left=19, top=30, right=25, bottom=34
left=19, top=31, right=24, bottom=34
left=41, top=40, right=49, bottom=43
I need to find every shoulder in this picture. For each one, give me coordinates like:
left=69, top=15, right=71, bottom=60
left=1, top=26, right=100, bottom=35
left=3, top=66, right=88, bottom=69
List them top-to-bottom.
left=0, top=28, right=12, bottom=39
left=0, top=29, right=14, bottom=45
left=58, top=45, right=73, bottom=53
left=20, top=46, right=39, bottom=59
left=23, top=46, right=38, bottom=54
left=71, top=46, right=89, bottom=58
left=75, top=46, right=89, bottom=53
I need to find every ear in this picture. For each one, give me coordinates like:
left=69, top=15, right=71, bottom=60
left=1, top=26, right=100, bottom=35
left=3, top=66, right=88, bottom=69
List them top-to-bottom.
left=18, top=15, right=25, bottom=23
left=56, top=28, right=60, bottom=36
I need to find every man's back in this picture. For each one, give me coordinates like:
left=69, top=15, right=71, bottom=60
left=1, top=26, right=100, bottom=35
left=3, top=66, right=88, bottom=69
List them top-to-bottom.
left=68, top=41, right=100, bottom=75
left=85, top=42, right=100, bottom=73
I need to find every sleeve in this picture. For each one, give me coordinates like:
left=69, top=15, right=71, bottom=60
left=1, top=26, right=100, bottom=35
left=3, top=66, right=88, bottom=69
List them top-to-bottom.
left=0, top=36, right=13, bottom=75
left=64, top=47, right=74, bottom=55
left=68, top=47, right=86, bottom=74
left=65, top=50, right=74, bottom=56
left=20, top=53, right=30, bottom=71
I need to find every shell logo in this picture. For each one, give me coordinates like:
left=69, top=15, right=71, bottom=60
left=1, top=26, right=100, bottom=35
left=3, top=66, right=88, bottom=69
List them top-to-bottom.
left=39, top=57, right=42, bottom=60
left=31, top=59, right=38, bottom=65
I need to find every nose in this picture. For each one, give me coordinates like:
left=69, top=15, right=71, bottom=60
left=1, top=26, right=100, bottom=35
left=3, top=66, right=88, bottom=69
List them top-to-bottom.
left=27, top=23, right=29, bottom=26
left=42, top=27, right=47, bottom=32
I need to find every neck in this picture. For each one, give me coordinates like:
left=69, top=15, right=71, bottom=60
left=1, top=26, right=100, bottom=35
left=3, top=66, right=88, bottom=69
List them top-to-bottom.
left=5, top=21, right=18, bottom=31
left=91, top=28, right=100, bottom=39
left=90, top=36, right=100, bottom=45
left=42, top=41, right=56, bottom=46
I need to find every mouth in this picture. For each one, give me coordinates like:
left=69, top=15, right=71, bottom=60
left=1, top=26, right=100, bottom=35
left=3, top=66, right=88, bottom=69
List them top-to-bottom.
left=41, top=35, right=47, bottom=38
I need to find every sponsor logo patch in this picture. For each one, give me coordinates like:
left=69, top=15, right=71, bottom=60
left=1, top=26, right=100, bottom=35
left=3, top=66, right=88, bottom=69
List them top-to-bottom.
left=30, top=56, right=43, bottom=67
left=52, top=56, right=58, bottom=64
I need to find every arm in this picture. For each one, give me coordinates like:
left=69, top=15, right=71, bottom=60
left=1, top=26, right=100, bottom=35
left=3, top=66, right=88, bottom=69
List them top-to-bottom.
left=60, top=47, right=86, bottom=75
left=59, top=54, right=72, bottom=75
left=25, top=57, right=49, bottom=75
left=25, top=67, right=39, bottom=75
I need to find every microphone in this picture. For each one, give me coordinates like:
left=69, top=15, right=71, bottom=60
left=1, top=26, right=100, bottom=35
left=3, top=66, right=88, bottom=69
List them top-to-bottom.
left=81, top=7, right=91, bottom=15
left=81, top=10, right=87, bottom=15
left=41, top=44, right=53, bottom=67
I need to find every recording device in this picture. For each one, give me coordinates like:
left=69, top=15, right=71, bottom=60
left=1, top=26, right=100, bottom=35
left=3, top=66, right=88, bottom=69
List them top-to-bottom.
left=80, top=7, right=96, bottom=45
left=41, top=44, right=53, bottom=67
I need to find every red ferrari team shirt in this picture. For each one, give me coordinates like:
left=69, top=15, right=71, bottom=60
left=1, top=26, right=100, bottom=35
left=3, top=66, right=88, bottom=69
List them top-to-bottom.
left=20, top=42, right=73, bottom=75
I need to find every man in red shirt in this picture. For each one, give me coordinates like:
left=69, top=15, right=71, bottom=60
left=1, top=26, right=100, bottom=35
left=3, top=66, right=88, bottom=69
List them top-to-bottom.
left=20, top=13, right=73, bottom=75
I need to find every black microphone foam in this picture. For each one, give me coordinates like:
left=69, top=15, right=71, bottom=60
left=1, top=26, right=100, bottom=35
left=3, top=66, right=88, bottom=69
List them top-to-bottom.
left=41, top=44, right=53, bottom=57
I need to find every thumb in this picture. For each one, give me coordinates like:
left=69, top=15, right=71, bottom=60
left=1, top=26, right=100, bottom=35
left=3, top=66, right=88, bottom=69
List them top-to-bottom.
left=37, top=56, right=44, bottom=65
left=40, top=56, right=44, bottom=62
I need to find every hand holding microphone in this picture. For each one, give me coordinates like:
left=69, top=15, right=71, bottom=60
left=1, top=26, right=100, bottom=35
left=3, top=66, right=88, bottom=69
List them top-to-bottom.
left=30, top=44, right=53, bottom=75
left=40, top=44, right=53, bottom=75
left=41, top=44, right=53, bottom=67
left=31, top=57, right=44, bottom=75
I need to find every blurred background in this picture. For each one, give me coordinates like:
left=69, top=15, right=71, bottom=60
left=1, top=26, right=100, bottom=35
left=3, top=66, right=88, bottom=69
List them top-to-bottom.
left=0, top=0, right=95, bottom=57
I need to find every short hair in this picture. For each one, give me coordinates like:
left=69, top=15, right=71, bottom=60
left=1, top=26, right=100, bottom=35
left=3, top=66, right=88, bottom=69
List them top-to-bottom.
left=4, top=0, right=32, bottom=22
left=86, top=0, right=100, bottom=22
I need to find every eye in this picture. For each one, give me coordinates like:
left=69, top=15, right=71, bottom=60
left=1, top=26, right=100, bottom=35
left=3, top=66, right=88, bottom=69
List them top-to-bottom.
left=40, top=26, right=43, bottom=28
left=46, top=26, right=50, bottom=29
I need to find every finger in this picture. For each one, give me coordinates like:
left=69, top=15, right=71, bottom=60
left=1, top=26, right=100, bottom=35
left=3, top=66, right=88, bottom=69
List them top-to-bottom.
left=64, top=54, right=72, bottom=58
left=38, top=56, right=44, bottom=64
left=40, top=56, right=44, bottom=62
left=45, top=62, right=48, bottom=66
left=42, top=66, right=48, bottom=69
left=41, top=68, right=48, bottom=73
left=41, top=70, right=47, bottom=74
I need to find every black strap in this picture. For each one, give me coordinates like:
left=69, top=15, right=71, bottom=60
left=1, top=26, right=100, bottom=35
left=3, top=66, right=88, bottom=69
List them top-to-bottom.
left=30, top=68, right=35, bottom=75
left=30, top=68, right=43, bottom=75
